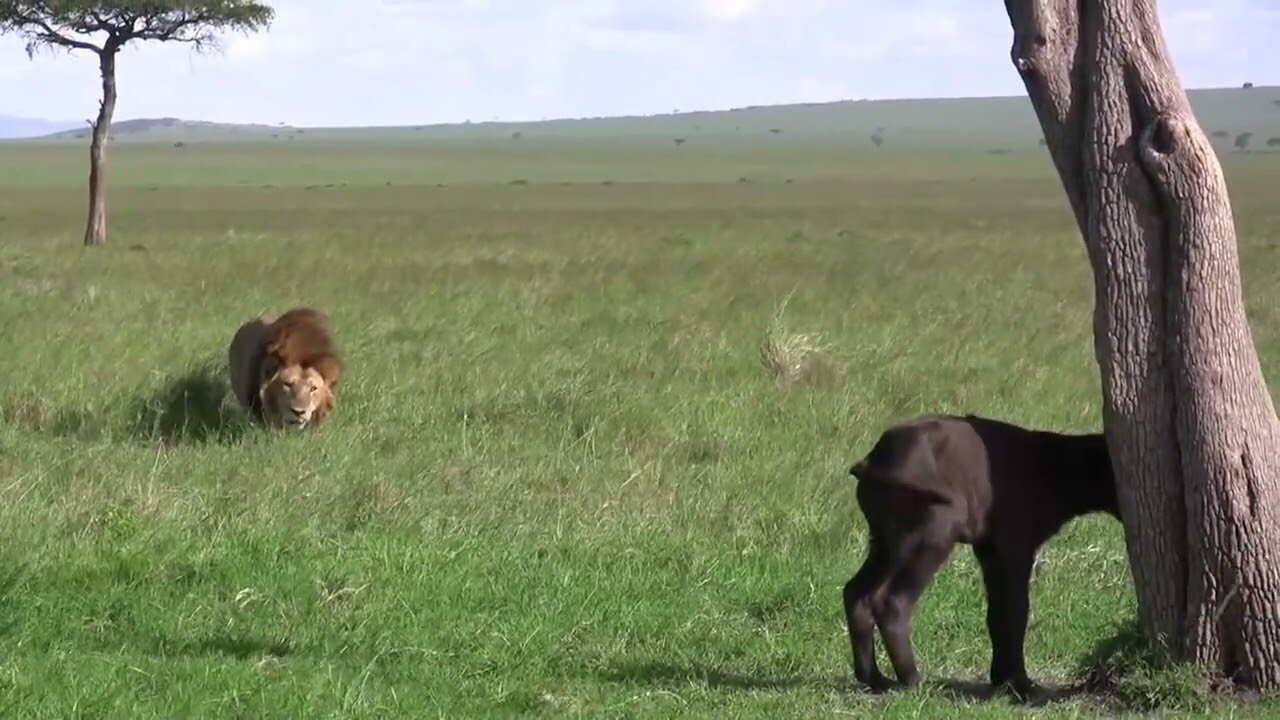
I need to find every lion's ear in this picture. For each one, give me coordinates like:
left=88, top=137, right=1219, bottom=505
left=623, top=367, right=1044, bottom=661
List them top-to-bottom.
left=314, top=356, right=341, bottom=391
left=314, top=386, right=336, bottom=424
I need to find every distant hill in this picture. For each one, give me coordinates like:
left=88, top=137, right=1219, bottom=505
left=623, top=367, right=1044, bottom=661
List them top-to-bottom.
left=11, top=86, right=1280, bottom=149
left=0, top=115, right=80, bottom=139
left=34, top=117, right=295, bottom=142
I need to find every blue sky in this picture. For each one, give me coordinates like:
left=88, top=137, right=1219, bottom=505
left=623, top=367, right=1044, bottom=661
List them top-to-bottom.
left=1, top=0, right=1277, bottom=127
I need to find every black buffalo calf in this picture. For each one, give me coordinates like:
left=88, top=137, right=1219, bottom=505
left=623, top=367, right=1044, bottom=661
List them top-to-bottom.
left=843, top=414, right=1118, bottom=699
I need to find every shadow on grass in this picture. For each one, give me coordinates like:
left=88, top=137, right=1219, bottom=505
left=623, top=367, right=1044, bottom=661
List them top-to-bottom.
left=127, top=359, right=246, bottom=445
left=2, top=362, right=245, bottom=444
left=1, top=394, right=106, bottom=440
left=0, top=562, right=28, bottom=641
left=1072, top=619, right=1225, bottom=713
left=1077, top=619, right=1152, bottom=694
left=598, top=622, right=1268, bottom=711
left=149, top=633, right=294, bottom=660
left=597, top=656, right=1100, bottom=706
left=597, top=659, right=842, bottom=692
left=597, top=659, right=1091, bottom=704
left=930, top=677, right=1084, bottom=707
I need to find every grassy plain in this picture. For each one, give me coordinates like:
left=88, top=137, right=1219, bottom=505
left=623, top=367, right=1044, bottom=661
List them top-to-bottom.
left=2, top=117, right=1280, bottom=718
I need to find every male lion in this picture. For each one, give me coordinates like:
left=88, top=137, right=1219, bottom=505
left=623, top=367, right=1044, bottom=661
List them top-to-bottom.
left=227, top=307, right=342, bottom=429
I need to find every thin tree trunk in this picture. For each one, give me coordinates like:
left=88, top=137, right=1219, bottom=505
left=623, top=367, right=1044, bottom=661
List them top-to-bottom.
left=1003, top=0, right=1280, bottom=688
left=85, top=48, right=118, bottom=248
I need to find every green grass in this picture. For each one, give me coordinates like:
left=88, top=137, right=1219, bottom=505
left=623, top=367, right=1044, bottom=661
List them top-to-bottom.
left=2, top=134, right=1280, bottom=718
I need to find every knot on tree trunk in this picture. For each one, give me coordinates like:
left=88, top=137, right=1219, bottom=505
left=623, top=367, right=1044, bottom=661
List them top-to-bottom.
left=1010, top=31, right=1049, bottom=77
left=1136, top=111, right=1231, bottom=217
left=1139, top=114, right=1194, bottom=180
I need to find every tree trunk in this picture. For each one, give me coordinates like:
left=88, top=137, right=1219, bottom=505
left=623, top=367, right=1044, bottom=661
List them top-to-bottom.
left=1003, top=0, right=1280, bottom=689
left=84, top=48, right=118, bottom=248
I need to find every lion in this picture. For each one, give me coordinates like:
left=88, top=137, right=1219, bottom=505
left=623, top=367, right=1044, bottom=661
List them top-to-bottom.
left=227, top=307, right=342, bottom=429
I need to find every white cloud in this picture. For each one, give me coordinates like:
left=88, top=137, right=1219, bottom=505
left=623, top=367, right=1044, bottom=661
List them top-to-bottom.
left=698, top=0, right=766, bottom=21
left=908, top=12, right=961, bottom=40
left=225, top=33, right=269, bottom=62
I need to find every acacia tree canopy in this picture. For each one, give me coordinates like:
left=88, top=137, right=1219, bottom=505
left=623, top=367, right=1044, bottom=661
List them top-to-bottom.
left=0, top=1, right=274, bottom=57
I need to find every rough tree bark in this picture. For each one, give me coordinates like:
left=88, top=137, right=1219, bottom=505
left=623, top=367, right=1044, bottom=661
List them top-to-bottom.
left=1003, top=0, right=1280, bottom=689
left=84, top=45, right=119, bottom=248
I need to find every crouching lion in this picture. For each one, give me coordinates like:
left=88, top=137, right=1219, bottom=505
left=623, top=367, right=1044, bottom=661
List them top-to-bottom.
left=227, top=307, right=343, bottom=428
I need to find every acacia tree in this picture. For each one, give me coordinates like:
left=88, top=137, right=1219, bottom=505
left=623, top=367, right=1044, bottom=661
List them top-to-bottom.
left=1004, top=0, right=1280, bottom=689
left=0, top=1, right=274, bottom=247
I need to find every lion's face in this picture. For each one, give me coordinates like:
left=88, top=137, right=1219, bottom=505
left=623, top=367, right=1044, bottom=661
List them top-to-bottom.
left=259, top=364, right=334, bottom=429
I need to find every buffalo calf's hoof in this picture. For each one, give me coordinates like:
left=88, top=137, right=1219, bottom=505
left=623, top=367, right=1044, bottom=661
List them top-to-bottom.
left=855, top=671, right=897, bottom=694
left=993, top=677, right=1044, bottom=704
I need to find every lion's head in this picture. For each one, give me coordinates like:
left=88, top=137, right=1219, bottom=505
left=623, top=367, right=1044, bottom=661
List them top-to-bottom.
left=228, top=306, right=343, bottom=429
left=258, top=362, right=335, bottom=428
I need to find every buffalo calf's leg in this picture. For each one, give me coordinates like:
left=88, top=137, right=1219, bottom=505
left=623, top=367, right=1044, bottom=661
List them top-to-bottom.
left=844, top=537, right=893, bottom=691
left=875, top=537, right=953, bottom=687
left=975, top=543, right=1037, bottom=699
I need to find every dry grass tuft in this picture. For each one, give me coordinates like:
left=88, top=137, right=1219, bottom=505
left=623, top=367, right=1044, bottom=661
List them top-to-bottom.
left=759, top=295, right=838, bottom=385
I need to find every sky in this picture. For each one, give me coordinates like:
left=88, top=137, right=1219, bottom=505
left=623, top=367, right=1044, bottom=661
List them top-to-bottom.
left=1, top=0, right=1278, bottom=127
